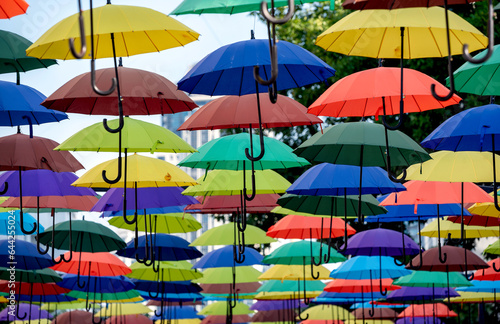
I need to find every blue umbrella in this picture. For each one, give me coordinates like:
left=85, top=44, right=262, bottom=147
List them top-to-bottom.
left=0, top=80, right=67, bottom=127
left=0, top=210, right=44, bottom=235
left=117, top=234, right=202, bottom=269
left=0, top=239, right=53, bottom=270
left=193, top=246, right=262, bottom=268
left=330, top=255, right=411, bottom=280
left=57, top=274, right=135, bottom=293
left=132, top=280, right=202, bottom=294
left=455, top=280, right=500, bottom=293
left=138, top=291, right=203, bottom=302
left=351, top=302, right=408, bottom=309
left=150, top=306, right=204, bottom=320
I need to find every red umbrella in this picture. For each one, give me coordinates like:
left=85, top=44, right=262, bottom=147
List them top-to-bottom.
left=0, top=0, right=28, bottom=19
left=42, top=66, right=197, bottom=115
left=307, top=67, right=460, bottom=119
left=178, top=94, right=321, bottom=131
left=184, top=194, right=279, bottom=214
left=1, top=195, right=98, bottom=211
left=266, top=214, right=356, bottom=240
left=447, top=215, right=500, bottom=227
left=51, top=252, right=131, bottom=277
left=474, top=258, right=500, bottom=280
left=324, top=279, right=400, bottom=294
left=0, top=280, right=69, bottom=295
left=200, top=282, right=261, bottom=294
left=146, top=300, right=202, bottom=306
left=398, top=303, right=458, bottom=318
left=352, top=307, right=398, bottom=320
left=251, top=309, right=297, bottom=322
left=51, top=310, right=93, bottom=324
left=103, top=314, right=152, bottom=324
left=201, top=315, right=251, bottom=324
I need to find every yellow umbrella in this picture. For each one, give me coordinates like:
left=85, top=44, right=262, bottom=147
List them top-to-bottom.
left=27, top=4, right=200, bottom=60
left=316, top=7, right=487, bottom=59
left=72, top=153, right=198, bottom=188
left=182, top=169, right=290, bottom=196
left=469, top=201, right=500, bottom=218
left=108, top=212, right=202, bottom=234
left=421, top=217, right=499, bottom=238
left=259, top=264, right=331, bottom=281
left=193, top=266, right=261, bottom=284
left=449, top=291, right=498, bottom=303
left=95, top=303, right=152, bottom=317
left=298, top=304, right=355, bottom=321
left=13, top=320, right=51, bottom=324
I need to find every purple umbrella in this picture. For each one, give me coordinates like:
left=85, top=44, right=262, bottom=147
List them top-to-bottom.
left=386, top=286, right=459, bottom=303
left=250, top=300, right=306, bottom=311
left=0, top=303, right=52, bottom=322
left=395, top=317, right=443, bottom=324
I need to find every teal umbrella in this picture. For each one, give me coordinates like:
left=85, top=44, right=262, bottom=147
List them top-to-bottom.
left=171, top=0, right=321, bottom=15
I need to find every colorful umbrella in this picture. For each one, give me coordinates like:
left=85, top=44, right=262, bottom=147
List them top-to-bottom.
left=0, top=0, right=28, bottom=19
left=171, top=0, right=317, bottom=15
left=184, top=194, right=279, bottom=214
left=0, top=210, right=43, bottom=235
left=108, top=211, right=202, bottom=234
left=420, top=217, right=499, bottom=238
left=190, top=222, right=276, bottom=246
left=0, top=239, right=53, bottom=270
left=263, top=241, right=346, bottom=265
left=194, top=246, right=262, bottom=268
left=51, top=252, right=131, bottom=277
left=127, top=260, right=202, bottom=282
left=259, top=264, right=331, bottom=281
left=194, top=266, right=261, bottom=284
left=0, top=267, right=61, bottom=283
left=393, top=270, right=473, bottom=288
left=0, top=281, right=69, bottom=295
left=201, top=282, right=261, bottom=295
left=386, top=286, right=460, bottom=303
left=199, top=301, right=253, bottom=316
left=0, top=303, right=51, bottom=322
left=397, top=303, right=458, bottom=318
left=299, top=305, right=355, bottom=321
left=352, top=308, right=398, bottom=320
left=251, top=309, right=297, bottom=322
left=50, top=310, right=93, bottom=324
left=103, top=314, right=152, bottom=324
left=201, top=314, right=250, bottom=324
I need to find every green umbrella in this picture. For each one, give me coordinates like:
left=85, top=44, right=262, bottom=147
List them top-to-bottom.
left=171, top=0, right=317, bottom=15
left=495, top=3, right=500, bottom=10
left=0, top=30, right=57, bottom=83
left=448, top=44, right=500, bottom=97
left=55, top=117, right=196, bottom=153
left=179, top=133, right=309, bottom=171
left=182, top=169, right=291, bottom=197
left=277, top=194, right=387, bottom=216
left=108, top=212, right=202, bottom=234
left=37, top=219, right=127, bottom=253
left=190, top=223, right=276, bottom=246
left=484, top=239, right=500, bottom=255
left=263, top=241, right=346, bottom=265
left=127, top=260, right=202, bottom=282
left=193, top=266, right=261, bottom=284
left=0, top=267, right=61, bottom=283
left=393, top=270, right=473, bottom=288
left=257, top=280, right=326, bottom=293
left=66, top=290, right=141, bottom=303
left=41, top=301, right=91, bottom=311
left=198, top=301, right=253, bottom=316
left=300, top=305, right=355, bottom=321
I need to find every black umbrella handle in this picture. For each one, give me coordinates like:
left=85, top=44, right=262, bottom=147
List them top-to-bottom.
left=68, top=0, right=87, bottom=59
left=463, top=0, right=494, bottom=64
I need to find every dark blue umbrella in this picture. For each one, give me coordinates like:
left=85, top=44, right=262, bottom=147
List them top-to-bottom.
left=178, top=38, right=335, bottom=96
left=0, top=80, right=67, bottom=127
left=100, top=205, right=185, bottom=217
left=0, top=239, right=53, bottom=270
left=193, top=245, right=262, bottom=268
left=57, top=274, right=135, bottom=293
left=132, top=280, right=202, bottom=294
left=387, top=286, right=459, bottom=302
left=395, top=317, right=443, bottom=324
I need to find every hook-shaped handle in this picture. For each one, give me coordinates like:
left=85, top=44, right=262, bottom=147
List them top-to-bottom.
left=68, top=0, right=87, bottom=59
left=260, top=0, right=295, bottom=25
left=463, top=0, right=494, bottom=64
left=253, top=47, right=278, bottom=87
left=91, top=60, right=116, bottom=96
left=245, top=88, right=266, bottom=162
left=381, top=97, right=405, bottom=130
left=102, top=115, right=124, bottom=134
left=384, top=122, right=407, bottom=183
left=102, top=154, right=122, bottom=185
left=242, top=161, right=256, bottom=202
left=18, top=167, right=36, bottom=235
left=0, top=182, right=7, bottom=195
left=237, top=197, right=248, bottom=232
left=336, top=207, right=349, bottom=253
left=35, top=210, right=49, bottom=255
left=436, top=212, right=448, bottom=264
left=323, top=213, right=334, bottom=263
left=52, top=215, right=73, bottom=264
left=394, top=222, right=407, bottom=266
left=310, top=226, right=323, bottom=267
left=408, top=241, right=423, bottom=270
left=233, top=244, right=246, bottom=264
left=438, top=244, right=448, bottom=264
left=310, top=259, right=320, bottom=279
left=492, top=261, right=500, bottom=272
left=149, top=271, right=160, bottom=299
left=379, top=278, right=388, bottom=296
left=15, top=279, right=27, bottom=320
left=91, top=300, right=103, bottom=324
left=368, top=303, right=375, bottom=317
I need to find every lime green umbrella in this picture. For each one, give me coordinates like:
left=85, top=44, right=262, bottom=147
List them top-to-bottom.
left=171, top=0, right=316, bottom=15
left=55, top=117, right=196, bottom=153
left=179, top=133, right=309, bottom=171
left=182, top=169, right=291, bottom=196
left=277, top=194, right=387, bottom=217
left=108, top=212, right=201, bottom=233
left=37, top=219, right=127, bottom=253
left=190, top=223, right=276, bottom=246
left=484, top=239, right=500, bottom=255
left=263, top=241, right=346, bottom=265
left=127, top=260, right=202, bottom=282
left=193, top=266, right=261, bottom=284
left=393, top=271, right=473, bottom=288
left=67, top=290, right=141, bottom=302
left=41, top=301, right=90, bottom=311
left=198, top=301, right=253, bottom=316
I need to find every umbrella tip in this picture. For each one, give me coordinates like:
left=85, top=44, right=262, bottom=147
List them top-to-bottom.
left=250, top=30, right=255, bottom=40
left=119, top=57, right=123, bottom=67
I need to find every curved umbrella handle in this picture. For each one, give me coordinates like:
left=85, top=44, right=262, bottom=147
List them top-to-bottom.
left=68, top=0, right=87, bottom=59
left=260, top=0, right=295, bottom=25
left=463, top=0, right=494, bottom=64
left=253, top=47, right=278, bottom=87
left=269, top=82, right=278, bottom=104
left=245, top=88, right=266, bottom=162
left=381, top=97, right=405, bottom=130
left=384, top=122, right=407, bottom=183
left=102, top=154, right=122, bottom=185
left=242, top=161, right=256, bottom=202
left=17, top=167, right=36, bottom=235
left=0, top=181, right=7, bottom=195
left=337, top=192, right=349, bottom=253
left=237, top=195, right=248, bottom=233
left=36, top=204, right=49, bottom=255
left=323, top=212, right=334, bottom=263
left=436, top=212, right=448, bottom=264
left=52, top=215, right=73, bottom=264
left=408, top=217, right=424, bottom=270
left=394, top=222, right=407, bottom=266
left=311, top=225, right=323, bottom=267
left=233, top=244, right=246, bottom=264
left=378, top=254, right=388, bottom=296
left=492, top=261, right=500, bottom=273
left=149, top=271, right=160, bottom=299
left=15, top=279, right=27, bottom=320
left=297, top=297, right=309, bottom=321
left=91, top=298, right=103, bottom=324
left=368, top=302, right=375, bottom=317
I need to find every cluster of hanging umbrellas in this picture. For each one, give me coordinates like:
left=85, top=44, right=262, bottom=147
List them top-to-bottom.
left=0, top=0, right=499, bottom=323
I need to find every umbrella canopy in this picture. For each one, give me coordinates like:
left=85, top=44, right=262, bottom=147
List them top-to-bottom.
left=0, top=0, right=28, bottom=19
left=171, top=0, right=317, bottom=14
left=342, top=0, right=481, bottom=9
left=27, top=4, right=199, bottom=60
left=315, top=7, right=487, bottom=59
left=178, top=38, right=335, bottom=96
left=451, top=44, right=500, bottom=96
left=43, top=67, right=197, bottom=115
left=308, top=67, right=460, bottom=118
left=0, top=81, right=67, bottom=126
left=178, top=94, right=321, bottom=131
left=55, top=117, right=196, bottom=153
left=293, top=122, right=430, bottom=167
left=0, top=133, right=83, bottom=172
left=179, top=133, right=309, bottom=170
left=72, top=154, right=197, bottom=188
left=287, top=163, right=406, bottom=196
left=182, top=169, right=290, bottom=196
left=185, top=194, right=279, bottom=214
left=1, top=195, right=98, bottom=211
left=0, top=210, right=43, bottom=235
left=108, top=211, right=202, bottom=234
left=266, top=214, right=356, bottom=239
left=448, top=215, right=500, bottom=227
left=420, top=217, right=500, bottom=238
left=37, top=219, right=127, bottom=252
left=190, top=222, right=276, bottom=246
left=340, top=228, right=420, bottom=257
left=117, top=234, right=202, bottom=261
left=0, top=239, right=53, bottom=270
left=484, top=239, right=500, bottom=254
left=263, top=241, right=346, bottom=265
left=406, top=245, right=489, bottom=272
left=193, top=246, right=263, bottom=268
left=51, top=252, right=131, bottom=276
left=330, top=255, right=411, bottom=280
left=472, top=258, right=500, bottom=280
left=127, top=260, right=202, bottom=282
left=259, top=264, right=331, bottom=281
left=194, top=266, right=261, bottom=284
left=0, top=267, right=61, bottom=283
left=393, top=270, right=473, bottom=288
left=57, top=274, right=134, bottom=293
left=324, top=278, right=400, bottom=293
left=132, top=280, right=201, bottom=294
left=256, top=280, right=325, bottom=295
left=456, top=280, right=500, bottom=293
left=0, top=281, right=69, bottom=295
left=201, top=282, right=261, bottom=294
left=386, top=286, right=460, bottom=302
left=67, top=288, right=140, bottom=302
left=250, top=300, right=305, bottom=311
left=41, top=301, right=90, bottom=311
left=199, top=301, right=253, bottom=315
left=0, top=303, right=51, bottom=321
left=397, top=303, right=457, bottom=318
left=150, top=305, right=201, bottom=320
left=300, top=305, right=355, bottom=321
left=352, top=308, right=398, bottom=320
left=251, top=309, right=297, bottom=322
left=50, top=310, right=93, bottom=324
left=103, top=314, right=152, bottom=324
left=201, top=314, right=250, bottom=324
left=395, top=318, right=443, bottom=324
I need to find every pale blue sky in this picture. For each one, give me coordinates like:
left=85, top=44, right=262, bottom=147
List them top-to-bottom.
left=0, top=0, right=267, bottom=170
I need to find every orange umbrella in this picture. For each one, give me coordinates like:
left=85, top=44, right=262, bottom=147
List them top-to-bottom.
left=0, top=0, right=28, bottom=19
left=266, top=214, right=356, bottom=240
left=51, top=252, right=131, bottom=277
left=474, top=258, right=500, bottom=280
left=397, top=303, right=458, bottom=318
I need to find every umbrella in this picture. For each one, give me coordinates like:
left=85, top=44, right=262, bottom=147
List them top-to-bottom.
left=0, top=0, right=28, bottom=19
left=171, top=0, right=318, bottom=15
left=42, top=66, right=197, bottom=115
left=0, top=80, right=67, bottom=127
left=178, top=93, right=321, bottom=131
left=184, top=194, right=279, bottom=214
left=0, top=210, right=43, bottom=235
left=108, top=210, right=202, bottom=234
left=448, top=214, right=500, bottom=227
left=420, top=217, right=500, bottom=238
left=190, top=222, right=276, bottom=246
left=0, top=239, right=53, bottom=270
left=484, top=240, right=500, bottom=254
left=263, top=241, right=346, bottom=265
left=193, top=246, right=263, bottom=268
left=51, top=252, right=131, bottom=277
left=330, top=255, right=411, bottom=281
left=467, top=258, right=500, bottom=280
left=127, top=260, right=202, bottom=282
left=259, top=264, right=331, bottom=281
left=194, top=266, right=261, bottom=285
left=0, top=267, right=61, bottom=283
left=393, top=270, right=473, bottom=288
left=58, top=274, right=134, bottom=293
left=133, top=280, right=201, bottom=294
left=256, top=280, right=325, bottom=299
left=0, top=281, right=69, bottom=295
left=201, top=282, right=261, bottom=295
left=386, top=286, right=460, bottom=303
left=250, top=300, right=305, bottom=311
left=199, top=301, right=253, bottom=315
left=0, top=303, right=51, bottom=322
left=95, top=303, right=151, bottom=318
left=397, top=303, right=458, bottom=318
left=299, top=305, right=355, bottom=321
left=352, top=308, right=398, bottom=320
left=251, top=309, right=297, bottom=322
left=50, top=310, right=92, bottom=324
left=103, top=314, right=152, bottom=324
left=201, top=314, right=250, bottom=324
left=395, top=318, right=443, bottom=324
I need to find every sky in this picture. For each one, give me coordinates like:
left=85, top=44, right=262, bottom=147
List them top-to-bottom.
left=0, top=0, right=268, bottom=171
